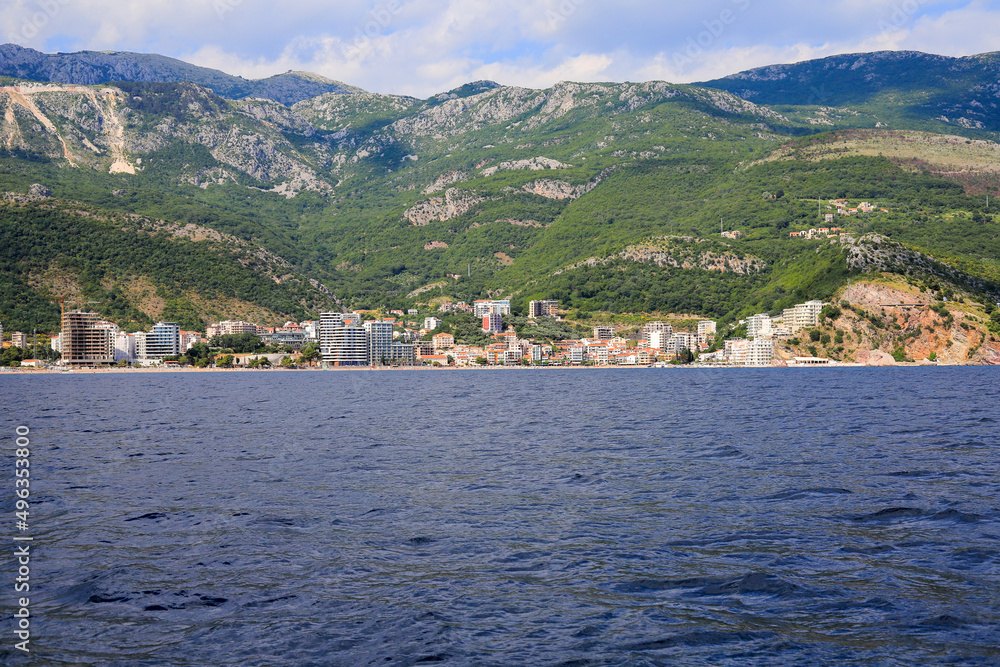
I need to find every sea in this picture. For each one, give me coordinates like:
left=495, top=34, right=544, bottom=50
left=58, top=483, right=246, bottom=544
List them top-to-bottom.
left=1, top=367, right=998, bottom=666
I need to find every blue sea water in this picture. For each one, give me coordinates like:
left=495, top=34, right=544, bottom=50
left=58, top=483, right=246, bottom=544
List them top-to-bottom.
left=1, top=367, right=998, bottom=665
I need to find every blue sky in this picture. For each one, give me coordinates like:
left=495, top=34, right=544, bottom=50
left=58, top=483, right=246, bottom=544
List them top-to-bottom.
left=3, top=0, right=999, bottom=97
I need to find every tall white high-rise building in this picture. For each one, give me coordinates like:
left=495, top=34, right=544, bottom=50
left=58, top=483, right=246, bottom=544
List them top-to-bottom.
left=319, top=312, right=366, bottom=366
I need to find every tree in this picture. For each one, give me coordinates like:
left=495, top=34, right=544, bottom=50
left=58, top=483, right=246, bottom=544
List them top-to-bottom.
left=209, top=333, right=265, bottom=354
left=300, top=344, right=320, bottom=365
left=674, top=348, right=696, bottom=364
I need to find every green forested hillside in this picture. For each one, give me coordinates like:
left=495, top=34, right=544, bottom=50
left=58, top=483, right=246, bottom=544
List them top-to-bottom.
left=1, top=48, right=999, bottom=333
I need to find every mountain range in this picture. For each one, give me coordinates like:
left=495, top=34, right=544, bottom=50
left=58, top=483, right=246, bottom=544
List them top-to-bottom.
left=1, top=44, right=998, bottom=362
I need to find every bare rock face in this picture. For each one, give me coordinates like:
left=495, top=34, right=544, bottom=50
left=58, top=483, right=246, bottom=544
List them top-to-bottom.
left=481, top=156, right=571, bottom=177
left=521, top=168, right=613, bottom=201
left=423, top=171, right=468, bottom=194
left=521, top=179, right=586, bottom=200
left=28, top=183, right=52, bottom=198
left=404, top=188, right=486, bottom=226
left=562, top=236, right=767, bottom=275
left=840, top=282, right=926, bottom=308
left=971, top=341, right=1000, bottom=364
left=857, top=349, right=896, bottom=366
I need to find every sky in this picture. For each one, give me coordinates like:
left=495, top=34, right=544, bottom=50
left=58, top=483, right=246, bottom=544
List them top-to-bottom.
left=3, top=0, right=1000, bottom=97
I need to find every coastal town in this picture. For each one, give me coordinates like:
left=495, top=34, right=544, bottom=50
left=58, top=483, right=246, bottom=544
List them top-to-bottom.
left=0, top=297, right=847, bottom=370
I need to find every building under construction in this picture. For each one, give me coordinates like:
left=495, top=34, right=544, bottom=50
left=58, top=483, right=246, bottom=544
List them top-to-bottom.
left=61, top=310, right=114, bottom=366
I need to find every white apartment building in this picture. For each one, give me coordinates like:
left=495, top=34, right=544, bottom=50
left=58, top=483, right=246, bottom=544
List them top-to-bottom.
left=473, top=299, right=512, bottom=317
left=782, top=300, right=824, bottom=332
left=747, top=314, right=774, bottom=340
left=423, top=317, right=442, bottom=331
left=207, top=320, right=258, bottom=338
left=698, top=320, right=717, bottom=337
left=641, top=321, right=673, bottom=346
left=325, top=326, right=366, bottom=366
left=180, top=331, right=203, bottom=351
left=114, top=332, right=136, bottom=363
left=669, top=332, right=699, bottom=355
left=728, top=338, right=775, bottom=366
left=587, top=344, right=610, bottom=365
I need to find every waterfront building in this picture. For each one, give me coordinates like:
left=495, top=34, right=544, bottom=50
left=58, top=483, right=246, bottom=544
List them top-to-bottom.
left=61, top=310, right=114, bottom=366
left=319, top=312, right=365, bottom=366
left=364, top=320, right=394, bottom=365
left=698, top=320, right=717, bottom=337
left=139, top=322, right=181, bottom=361
left=325, top=325, right=366, bottom=366
left=11, top=331, right=28, bottom=348
left=114, top=332, right=136, bottom=363
left=670, top=332, right=699, bottom=355
left=727, top=338, right=775, bottom=366
left=389, top=342, right=417, bottom=365
left=587, top=343, right=611, bottom=365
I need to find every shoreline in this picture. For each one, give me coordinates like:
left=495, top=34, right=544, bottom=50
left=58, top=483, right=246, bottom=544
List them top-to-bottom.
left=0, top=361, right=988, bottom=375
